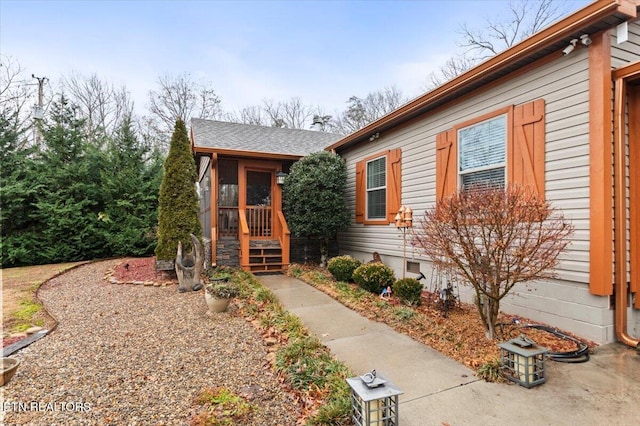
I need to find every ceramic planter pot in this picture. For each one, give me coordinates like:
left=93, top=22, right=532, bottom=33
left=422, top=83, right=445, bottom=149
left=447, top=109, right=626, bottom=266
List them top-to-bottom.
left=205, top=292, right=231, bottom=313
left=1, top=357, right=20, bottom=386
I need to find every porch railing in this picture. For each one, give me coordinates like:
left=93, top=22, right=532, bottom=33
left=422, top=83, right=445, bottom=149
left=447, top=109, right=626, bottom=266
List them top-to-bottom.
left=246, top=206, right=272, bottom=238
left=218, top=207, right=239, bottom=238
left=238, top=207, right=289, bottom=271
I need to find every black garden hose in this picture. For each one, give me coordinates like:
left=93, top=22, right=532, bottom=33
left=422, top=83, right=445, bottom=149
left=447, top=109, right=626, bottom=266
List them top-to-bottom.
left=497, top=321, right=591, bottom=363
left=522, top=324, right=590, bottom=363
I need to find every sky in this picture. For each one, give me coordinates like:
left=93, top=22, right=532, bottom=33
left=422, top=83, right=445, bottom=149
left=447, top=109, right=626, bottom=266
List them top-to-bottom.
left=1, top=0, right=589, bottom=118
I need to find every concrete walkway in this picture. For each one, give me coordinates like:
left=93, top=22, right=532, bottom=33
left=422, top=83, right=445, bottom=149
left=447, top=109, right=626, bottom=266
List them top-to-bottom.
left=258, top=274, right=640, bottom=426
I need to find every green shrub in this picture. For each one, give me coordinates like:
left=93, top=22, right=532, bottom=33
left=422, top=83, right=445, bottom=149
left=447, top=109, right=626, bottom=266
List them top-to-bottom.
left=327, top=255, right=362, bottom=282
left=352, top=262, right=395, bottom=294
left=393, top=278, right=423, bottom=306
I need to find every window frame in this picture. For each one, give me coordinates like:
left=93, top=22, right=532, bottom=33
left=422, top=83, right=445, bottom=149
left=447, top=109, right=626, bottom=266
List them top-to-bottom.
left=454, top=106, right=513, bottom=191
left=355, top=148, right=402, bottom=226
left=365, top=153, right=388, bottom=223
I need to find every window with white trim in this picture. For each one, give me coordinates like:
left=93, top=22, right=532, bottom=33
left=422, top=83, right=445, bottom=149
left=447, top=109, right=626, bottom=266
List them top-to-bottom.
left=458, top=114, right=506, bottom=189
left=366, top=156, right=386, bottom=220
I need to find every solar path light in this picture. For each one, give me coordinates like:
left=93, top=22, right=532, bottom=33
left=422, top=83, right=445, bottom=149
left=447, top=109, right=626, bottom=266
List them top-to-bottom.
left=498, top=335, right=550, bottom=388
left=346, top=370, right=403, bottom=425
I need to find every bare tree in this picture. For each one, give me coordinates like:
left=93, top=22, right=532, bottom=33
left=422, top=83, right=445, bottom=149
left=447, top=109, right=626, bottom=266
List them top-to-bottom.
left=426, top=0, right=572, bottom=88
left=0, top=56, right=35, bottom=139
left=63, top=72, right=133, bottom=142
left=148, top=73, right=222, bottom=135
left=330, top=86, right=407, bottom=134
left=226, top=97, right=329, bottom=130
left=262, top=97, right=325, bottom=129
left=224, top=105, right=269, bottom=126
left=412, top=186, right=573, bottom=340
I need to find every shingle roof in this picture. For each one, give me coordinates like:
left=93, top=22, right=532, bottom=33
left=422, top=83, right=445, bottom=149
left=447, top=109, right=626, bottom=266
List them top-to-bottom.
left=191, top=118, right=341, bottom=157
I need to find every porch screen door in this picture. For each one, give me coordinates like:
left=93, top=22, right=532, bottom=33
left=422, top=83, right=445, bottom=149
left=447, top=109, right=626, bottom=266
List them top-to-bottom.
left=218, top=160, right=239, bottom=238
left=246, top=171, right=272, bottom=238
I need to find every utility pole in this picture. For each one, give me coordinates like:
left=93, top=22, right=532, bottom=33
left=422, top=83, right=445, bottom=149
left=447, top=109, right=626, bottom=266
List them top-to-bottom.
left=31, top=74, right=48, bottom=145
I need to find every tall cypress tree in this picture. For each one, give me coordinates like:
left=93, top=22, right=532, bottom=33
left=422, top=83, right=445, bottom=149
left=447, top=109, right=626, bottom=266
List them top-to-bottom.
left=155, top=118, right=201, bottom=262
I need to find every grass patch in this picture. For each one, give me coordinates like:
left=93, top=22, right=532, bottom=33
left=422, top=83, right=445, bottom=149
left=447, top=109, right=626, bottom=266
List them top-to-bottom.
left=2, top=261, right=86, bottom=333
left=232, top=270, right=353, bottom=425
left=393, top=306, right=416, bottom=321
left=476, top=359, right=505, bottom=383
left=192, top=387, right=255, bottom=426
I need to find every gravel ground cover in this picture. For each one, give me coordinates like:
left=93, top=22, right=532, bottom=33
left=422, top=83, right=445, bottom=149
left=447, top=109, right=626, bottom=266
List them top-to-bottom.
left=2, top=260, right=300, bottom=425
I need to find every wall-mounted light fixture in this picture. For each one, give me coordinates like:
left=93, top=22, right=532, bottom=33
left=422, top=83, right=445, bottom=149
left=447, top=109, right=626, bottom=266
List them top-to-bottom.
left=369, top=132, right=380, bottom=142
left=276, top=171, right=288, bottom=185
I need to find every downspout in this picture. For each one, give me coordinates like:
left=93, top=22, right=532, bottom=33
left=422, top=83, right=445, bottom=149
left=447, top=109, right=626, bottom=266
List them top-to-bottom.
left=613, top=75, right=640, bottom=350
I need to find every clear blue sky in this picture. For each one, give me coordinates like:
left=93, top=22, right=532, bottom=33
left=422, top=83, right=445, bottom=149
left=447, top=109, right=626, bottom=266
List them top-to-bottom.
left=1, top=0, right=588, bottom=116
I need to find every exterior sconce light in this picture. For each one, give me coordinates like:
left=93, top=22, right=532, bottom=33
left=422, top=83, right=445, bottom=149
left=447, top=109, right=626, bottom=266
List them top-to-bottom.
left=369, top=132, right=380, bottom=142
left=276, top=171, right=288, bottom=185
left=395, top=206, right=413, bottom=279
left=498, top=335, right=549, bottom=388
left=346, top=370, right=403, bottom=426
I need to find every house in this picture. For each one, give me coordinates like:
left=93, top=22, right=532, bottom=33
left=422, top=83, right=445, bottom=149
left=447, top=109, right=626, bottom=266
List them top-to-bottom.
left=192, top=0, right=639, bottom=347
left=326, top=0, right=639, bottom=346
left=190, top=118, right=341, bottom=273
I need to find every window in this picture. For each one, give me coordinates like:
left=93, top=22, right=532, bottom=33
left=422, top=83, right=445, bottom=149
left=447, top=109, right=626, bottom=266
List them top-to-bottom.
left=436, top=99, right=545, bottom=202
left=458, top=114, right=506, bottom=190
left=355, top=149, right=402, bottom=224
left=366, top=156, right=386, bottom=219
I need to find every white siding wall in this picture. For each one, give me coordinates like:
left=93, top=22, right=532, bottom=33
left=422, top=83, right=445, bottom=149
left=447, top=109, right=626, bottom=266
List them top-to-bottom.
left=339, top=46, right=612, bottom=342
left=342, top=48, right=592, bottom=275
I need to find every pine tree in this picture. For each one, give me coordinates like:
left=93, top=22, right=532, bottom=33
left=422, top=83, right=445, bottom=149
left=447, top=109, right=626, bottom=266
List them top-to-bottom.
left=30, top=95, right=106, bottom=263
left=0, top=109, right=38, bottom=266
left=101, top=116, right=163, bottom=256
left=155, top=118, right=201, bottom=262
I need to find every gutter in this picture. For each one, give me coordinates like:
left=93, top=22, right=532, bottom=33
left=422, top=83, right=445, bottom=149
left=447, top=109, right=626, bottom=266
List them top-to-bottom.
left=327, top=0, right=633, bottom=153
left=613, top=65, right=640, bottom=351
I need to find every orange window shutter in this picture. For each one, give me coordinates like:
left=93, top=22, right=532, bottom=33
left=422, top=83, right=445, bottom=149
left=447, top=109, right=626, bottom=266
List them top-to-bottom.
left=511, top=99, right=546, bottom=199
left=435, top=129, right=457, bottom=201
left=387, top=148, right=402, bottom=222
left=355, top=160, right=365, bottom=223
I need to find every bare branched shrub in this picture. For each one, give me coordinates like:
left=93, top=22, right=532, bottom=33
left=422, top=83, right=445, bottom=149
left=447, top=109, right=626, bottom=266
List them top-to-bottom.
left=412, top=185, right=573, bottom=339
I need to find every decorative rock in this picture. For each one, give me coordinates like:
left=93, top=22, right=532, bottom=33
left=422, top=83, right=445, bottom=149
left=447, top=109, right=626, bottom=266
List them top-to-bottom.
left=25, top=327, right=43, bottom=335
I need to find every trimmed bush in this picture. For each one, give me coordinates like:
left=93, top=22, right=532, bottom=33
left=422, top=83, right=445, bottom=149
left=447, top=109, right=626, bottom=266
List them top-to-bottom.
left=327, top=255, right=362, bottom=282
left=352, top=262, right=395, bottom=294
left=393, top=278, right=423, bottom=306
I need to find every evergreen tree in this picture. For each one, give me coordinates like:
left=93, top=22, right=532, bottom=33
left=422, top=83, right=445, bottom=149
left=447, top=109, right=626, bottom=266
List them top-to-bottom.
left=30, top=95, right=106, bottom=263
left=0, top=109, right=38, bottom=266
left=101, top=116, right=163, bottom=256
left=155, top=118, right=201, bottom=261
left=283, top=151, right=350, bottom=267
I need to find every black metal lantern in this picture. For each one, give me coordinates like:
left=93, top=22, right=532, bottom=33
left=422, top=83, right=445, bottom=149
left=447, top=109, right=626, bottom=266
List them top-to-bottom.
left=276, top=171, right=287, bottom=185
